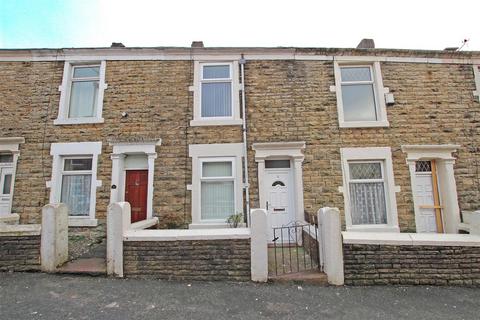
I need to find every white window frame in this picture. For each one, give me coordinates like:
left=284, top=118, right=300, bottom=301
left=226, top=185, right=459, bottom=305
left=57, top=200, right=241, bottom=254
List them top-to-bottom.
left=54, top=61, right=107, bottom=125
left=190, top=61, right=242, bottom=126
left=333, top=61, right=389, bottom=128
left=473, top=65, right=480, bottom=101
left=0, top=137, right=24, bottom=219
left=48, top=142, right=102, bottom=227
left=188, top=143, right=244, bottom=228
left=340, top=147, right=399, bottom=232
left=60, top=156, right=94, bottom=217
left=199, top=157, right=237, bottom=222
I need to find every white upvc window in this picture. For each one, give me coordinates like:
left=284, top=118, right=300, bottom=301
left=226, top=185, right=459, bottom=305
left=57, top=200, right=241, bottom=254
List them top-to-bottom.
left=54, top=61, right=107, bottom=125
left=190, top=61, right=242, bottom=126
left=333, top=61, right=389, bottom=128
left=473, top=65, right=480, bottom=101
left=48, top=142, right=102, bottom=227
left=189, top=143, right=244, bottom=228
left=340, top=147, right=399, bottom=232
left=60, top=157, right=93, bottom=217
left=200, top=158, right=236, bottom=221
left=346, top=161, right=388, bottom=225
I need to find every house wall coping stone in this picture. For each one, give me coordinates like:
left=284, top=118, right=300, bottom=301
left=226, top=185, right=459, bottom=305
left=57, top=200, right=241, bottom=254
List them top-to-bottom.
left=342, top=231, right=480, bottom=247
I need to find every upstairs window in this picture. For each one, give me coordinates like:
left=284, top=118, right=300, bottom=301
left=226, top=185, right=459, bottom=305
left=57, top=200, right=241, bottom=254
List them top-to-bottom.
left=55, top=61, right=107, bottom=125
left=333, top=61, right=389, bottom=128
left=191, top=62, right=241, bottom=126
left=201, top=64, right=232, bottom=118
left=69, top=65, right=100, bottom=118
left=340, top=66, right=377, bottom=121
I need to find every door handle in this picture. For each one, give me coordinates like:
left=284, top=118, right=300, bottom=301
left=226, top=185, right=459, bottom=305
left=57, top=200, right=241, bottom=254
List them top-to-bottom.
left=266, top=201, right=269, bottom=210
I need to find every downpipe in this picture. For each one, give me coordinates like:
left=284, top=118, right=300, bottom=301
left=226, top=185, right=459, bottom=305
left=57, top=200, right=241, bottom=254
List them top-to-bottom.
left=239, top=56, right=251, bottom=225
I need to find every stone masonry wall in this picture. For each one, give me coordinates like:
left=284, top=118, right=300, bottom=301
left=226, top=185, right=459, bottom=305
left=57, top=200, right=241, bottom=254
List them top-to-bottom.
left=1, top=51, right=480, bottom=232
left=245, top=60, right=480, bottom=231
left=0, top=235, right=41, bottom=272
left=123, top=239, right=251, bottom=281
left=343, top=243, right=480, bottom=285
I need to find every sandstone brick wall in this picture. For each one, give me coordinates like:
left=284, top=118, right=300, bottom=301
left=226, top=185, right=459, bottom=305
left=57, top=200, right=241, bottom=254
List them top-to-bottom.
left=1, top=50, right=480, bottom=232
left=245, top=60, right=480, bottom=231
left=0, top=235, right=41, bottom=272
left=123, top=239, right=251, bottom=281
left=343, top=244, right=480, bottom=286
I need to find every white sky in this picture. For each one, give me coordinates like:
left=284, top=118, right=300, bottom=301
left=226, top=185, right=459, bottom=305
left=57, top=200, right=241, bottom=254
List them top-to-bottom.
left=1, top=0, right=479, bottom=50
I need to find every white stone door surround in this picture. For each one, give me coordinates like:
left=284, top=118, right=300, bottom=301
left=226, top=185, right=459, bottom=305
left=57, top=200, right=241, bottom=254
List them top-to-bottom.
left=0, top=137, right=23, bottom=218
left=110, top=140, right=161, bottom=221
left=252, top=142, right=306, bottom=224
left=402, top=145, right=461, bottom=234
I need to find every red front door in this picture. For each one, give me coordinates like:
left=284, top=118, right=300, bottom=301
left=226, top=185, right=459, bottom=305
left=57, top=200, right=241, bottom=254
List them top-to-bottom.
left=125, top=170, right=148, bottom=223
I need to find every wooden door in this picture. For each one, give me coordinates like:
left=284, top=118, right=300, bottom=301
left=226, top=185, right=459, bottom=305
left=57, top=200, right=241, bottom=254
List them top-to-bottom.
left=125, top=170, right=148, bottom=223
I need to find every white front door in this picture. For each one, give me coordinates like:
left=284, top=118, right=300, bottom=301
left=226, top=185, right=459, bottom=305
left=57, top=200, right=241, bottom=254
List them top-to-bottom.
left=0, top=166, right=13, bottom=216
left=266, top=168, right=295, bottom=242
left=414, top=171, right=437, bottom=233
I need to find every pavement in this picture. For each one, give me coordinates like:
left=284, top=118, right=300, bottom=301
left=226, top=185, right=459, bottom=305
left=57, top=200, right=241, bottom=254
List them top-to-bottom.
left=0, top=273, right=478, bottom=320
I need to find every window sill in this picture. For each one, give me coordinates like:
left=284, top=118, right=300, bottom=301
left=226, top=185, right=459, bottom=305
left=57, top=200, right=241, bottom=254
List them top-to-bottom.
left=54, top=118, right=105, bottom=125
left=190, top=119, right=243, bottom=127
left=339, top=120, right=390, bottom=128
left=68, top=217, right=98, bottom=227
left=346, top=224, right=400, bottom=233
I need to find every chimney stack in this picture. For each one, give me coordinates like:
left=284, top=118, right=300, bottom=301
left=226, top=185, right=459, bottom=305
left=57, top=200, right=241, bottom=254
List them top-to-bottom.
left=356, top=39, right=375, bottom=49
left=191, top=41, right=204, bottom=48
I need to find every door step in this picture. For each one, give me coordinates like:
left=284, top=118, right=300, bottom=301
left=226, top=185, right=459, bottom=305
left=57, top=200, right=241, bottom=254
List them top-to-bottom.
left=56, top=257, right=106, bottom=276
left=269, top=271, right=328, bottom=285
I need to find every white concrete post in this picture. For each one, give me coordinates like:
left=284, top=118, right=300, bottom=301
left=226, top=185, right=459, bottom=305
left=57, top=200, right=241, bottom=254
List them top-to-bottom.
left=107, top=202, right=131, bottom=277
left=41, top=203, right=68, bottom=272
left=318, top=207, right=344, bottom=285
left=250, top=208, right=268, bottom=282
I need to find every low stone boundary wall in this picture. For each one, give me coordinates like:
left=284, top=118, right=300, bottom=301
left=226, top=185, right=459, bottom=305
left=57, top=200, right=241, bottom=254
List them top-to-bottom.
left=0, top=225, right=41, bottom=272
left=123, top=228, right=251, bottom=281
left=343, top=232, right=480, bottom=286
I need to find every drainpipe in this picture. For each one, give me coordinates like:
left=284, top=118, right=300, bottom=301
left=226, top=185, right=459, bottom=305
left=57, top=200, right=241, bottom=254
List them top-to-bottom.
left=239, top=56, right=250, bottom=225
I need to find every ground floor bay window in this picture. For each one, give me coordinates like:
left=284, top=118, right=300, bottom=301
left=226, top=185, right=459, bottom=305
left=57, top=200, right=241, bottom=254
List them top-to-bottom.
left=48, top=142, right=102, bottom=227
left=189, top=143, right=243, bottom=229
left=340, top=147, right=400, bottom=232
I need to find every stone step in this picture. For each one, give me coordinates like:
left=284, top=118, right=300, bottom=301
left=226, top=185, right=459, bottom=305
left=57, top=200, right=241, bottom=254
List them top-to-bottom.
left=56, top=258, right=106, bottom=276
left=269, top=270, right=328, bottom=285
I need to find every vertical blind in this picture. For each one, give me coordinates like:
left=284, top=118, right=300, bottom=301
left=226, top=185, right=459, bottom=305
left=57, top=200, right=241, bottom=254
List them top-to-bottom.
left=201, top=65, right=232, bottom=118
left=201, top=161, right=235, bottom=220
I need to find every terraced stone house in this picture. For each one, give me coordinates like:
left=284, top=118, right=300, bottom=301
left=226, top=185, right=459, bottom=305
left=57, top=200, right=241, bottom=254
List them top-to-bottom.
left=1, top=40, right=480, bottom=244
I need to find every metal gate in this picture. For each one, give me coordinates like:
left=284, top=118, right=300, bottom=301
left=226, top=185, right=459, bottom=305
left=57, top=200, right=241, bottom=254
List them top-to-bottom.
left=270, top=221, right=322, bottom=276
